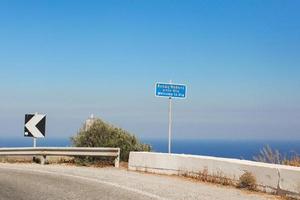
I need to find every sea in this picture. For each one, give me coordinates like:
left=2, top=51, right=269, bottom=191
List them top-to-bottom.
left=1, top=138, right=299, bottom=161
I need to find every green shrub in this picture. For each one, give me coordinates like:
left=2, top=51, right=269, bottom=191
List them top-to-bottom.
left=71, top=118, right=151, bottom=162
left=238, top=172, right=257, bottom=190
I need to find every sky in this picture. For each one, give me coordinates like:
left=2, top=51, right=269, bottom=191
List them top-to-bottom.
left=0, top=0, right=299, bottom=141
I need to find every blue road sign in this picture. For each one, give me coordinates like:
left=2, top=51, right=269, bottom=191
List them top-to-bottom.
left=155, top=82, right=187, bottom=98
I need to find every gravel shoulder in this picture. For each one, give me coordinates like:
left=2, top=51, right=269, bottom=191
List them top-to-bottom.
left=0, top=163, right=280, bottom=200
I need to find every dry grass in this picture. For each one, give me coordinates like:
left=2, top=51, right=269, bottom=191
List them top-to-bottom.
left=253, top=145, right=300, bottom=167
left=282, top=155, right=300, bottom=167
left=0, top=156, right=114, bottom=168
left=0, top=156, right=33, bottom=163
left=181, top=168, right=234, bottom=186
left=197, top=168, right=233, bottom=186
left=238, top=172, right=257, bottom=191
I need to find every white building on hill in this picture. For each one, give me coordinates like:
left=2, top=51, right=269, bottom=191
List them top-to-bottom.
left=84, top=114, right=97, bottom=131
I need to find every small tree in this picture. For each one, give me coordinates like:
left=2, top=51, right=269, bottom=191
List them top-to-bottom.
left=71, top=118, right=151, bottom=162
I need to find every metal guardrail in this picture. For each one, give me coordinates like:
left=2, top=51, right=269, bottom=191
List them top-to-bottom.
left=0, top=147, right=120, bottom=167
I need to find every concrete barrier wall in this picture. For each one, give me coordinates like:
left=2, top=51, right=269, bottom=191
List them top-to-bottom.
left=129, top=152, right=300, bottom=199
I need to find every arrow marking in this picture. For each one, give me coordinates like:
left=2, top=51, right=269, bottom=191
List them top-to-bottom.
left=25, top=114, right=45, bottom=138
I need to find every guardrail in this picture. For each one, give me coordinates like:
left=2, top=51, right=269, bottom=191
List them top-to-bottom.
left=0, top=147, right=120, bottom=167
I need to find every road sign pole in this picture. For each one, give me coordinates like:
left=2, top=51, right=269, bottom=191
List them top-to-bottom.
left=168, top=80, right=173, bottom=154
left=155, top=81, right=186, bottom=154
left=168, top=96, right=172, bottom=154
left=33, top=112, right=38, bottom=148
left=33, top=112, right=37, bottom=162
left=33, top=137, right=36, bottom=148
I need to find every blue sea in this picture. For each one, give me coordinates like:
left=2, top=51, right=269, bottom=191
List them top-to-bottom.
left=1, top=138, right=299, bottom=161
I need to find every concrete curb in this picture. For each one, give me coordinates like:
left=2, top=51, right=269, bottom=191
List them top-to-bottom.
left=129, top=152, right=300, bottom=199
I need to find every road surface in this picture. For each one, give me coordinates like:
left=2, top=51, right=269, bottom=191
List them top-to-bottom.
left=0, top=163, right=278, bottom=200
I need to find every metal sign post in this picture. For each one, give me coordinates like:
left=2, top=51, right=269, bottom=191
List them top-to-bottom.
left=155, top=81, right=186, bottom=154
left=168, top=96, right=172, bottom=153
left=25, top=112, right=46, bottom=162
left=33, top=112, right=38, bottom=148
left=33, top=137, right=37, bottom=148
left=33, top=137, right=37, bottom=162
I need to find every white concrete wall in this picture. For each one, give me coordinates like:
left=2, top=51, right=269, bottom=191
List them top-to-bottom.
left=129, top=152, right=300, bottom=199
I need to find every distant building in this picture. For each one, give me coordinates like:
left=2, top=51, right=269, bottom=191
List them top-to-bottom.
left=84, top=114, right=97, bottom=131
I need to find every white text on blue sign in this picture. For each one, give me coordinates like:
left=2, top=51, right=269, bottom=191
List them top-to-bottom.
left=156, top=83, right=186, bottom=98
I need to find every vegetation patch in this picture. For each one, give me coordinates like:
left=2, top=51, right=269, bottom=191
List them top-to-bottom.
left=71, top=118, right=151, bottom=162
left=254, top=145, right=300, bottom=167
left=0, top=156, right=33, bottom=163
left=181, top=168, right=234, bottom=186
left=238, top=171, right=257, bottom=191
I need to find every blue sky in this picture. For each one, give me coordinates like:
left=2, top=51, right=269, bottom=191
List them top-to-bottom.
left=0, top=0, right=299, bottom=140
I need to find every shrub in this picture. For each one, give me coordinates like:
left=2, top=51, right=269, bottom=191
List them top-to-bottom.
left=71, top=118, right=151, bottom=162
left=238, top=172, right=256, bottom=190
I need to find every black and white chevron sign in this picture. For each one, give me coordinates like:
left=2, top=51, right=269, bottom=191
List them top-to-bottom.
left=24, top=114, right=46, bottom=138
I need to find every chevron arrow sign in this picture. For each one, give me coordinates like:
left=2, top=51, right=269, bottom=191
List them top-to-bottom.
left=24, top=114, right=46, bottom=138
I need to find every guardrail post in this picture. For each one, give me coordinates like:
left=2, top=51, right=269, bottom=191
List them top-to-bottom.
left=114, top=149, right=120, bottom=168
left=40, top=155, right=47, bottom=165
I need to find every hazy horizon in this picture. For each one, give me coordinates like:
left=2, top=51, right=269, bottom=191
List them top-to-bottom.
left=0, top=1, right=299, bottom=141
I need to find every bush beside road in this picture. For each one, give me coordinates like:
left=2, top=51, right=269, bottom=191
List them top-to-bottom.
left=71, top=118, right=151, bottom=162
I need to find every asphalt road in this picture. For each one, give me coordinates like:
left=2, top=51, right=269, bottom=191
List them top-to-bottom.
left=0, top=163, right=278, bottom=200
left=0, top=168, right=153, bottom=200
